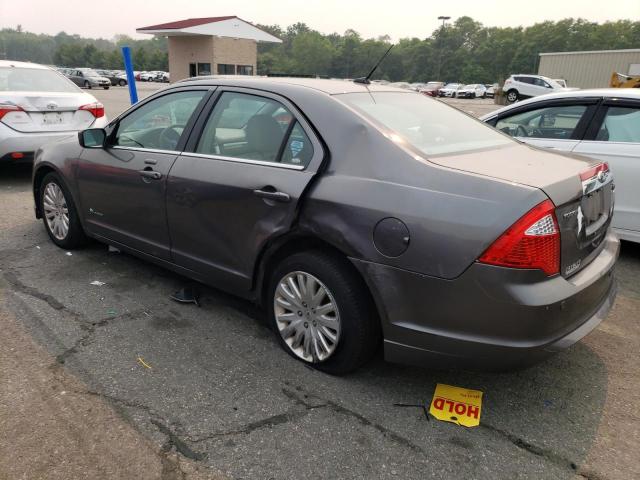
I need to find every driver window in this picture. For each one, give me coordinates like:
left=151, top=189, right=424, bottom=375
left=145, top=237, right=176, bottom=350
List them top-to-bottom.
left=114, top=91, right=206, bottom=151
left=495, top=105, right=587, bottom=140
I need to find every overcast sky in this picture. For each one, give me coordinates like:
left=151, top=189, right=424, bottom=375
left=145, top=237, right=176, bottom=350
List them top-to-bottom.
left=2, top=0, right=639, bottom=40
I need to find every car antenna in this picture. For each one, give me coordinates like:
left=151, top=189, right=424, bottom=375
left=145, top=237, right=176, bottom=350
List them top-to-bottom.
left=353, top=44, right=394, bottom=85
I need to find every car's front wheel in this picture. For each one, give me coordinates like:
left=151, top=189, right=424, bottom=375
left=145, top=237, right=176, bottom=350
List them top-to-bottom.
left=118, top=79, right=126, bottom=86
left=506, top=89, right=519, bottom=103
left=40, top=173, right=87, bottom=249
left=268, top=251, right=380, bottom=375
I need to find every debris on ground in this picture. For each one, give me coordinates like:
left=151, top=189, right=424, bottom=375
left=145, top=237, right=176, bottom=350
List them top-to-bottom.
left=108, top=245, right=120, bottom=253
left=65, top=252, right=73, bottom=256
left=90, top=280, right=106, bottom=286
left=170, top=286, right=200, bottom=307
left=106, top=309, right=117, bottom=316
left=137, top=356, right=152, bottom=369
left=429, top=383, right=483, bottom=427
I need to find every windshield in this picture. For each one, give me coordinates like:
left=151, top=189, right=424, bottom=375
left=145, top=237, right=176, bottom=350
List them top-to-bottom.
left=0, top=67, right=79, bottom=93
left=338, top=92, right=513, bottom=156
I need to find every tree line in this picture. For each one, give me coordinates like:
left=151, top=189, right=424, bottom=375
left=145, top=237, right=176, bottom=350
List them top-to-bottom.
left=1, top=17, right=638, bottom=83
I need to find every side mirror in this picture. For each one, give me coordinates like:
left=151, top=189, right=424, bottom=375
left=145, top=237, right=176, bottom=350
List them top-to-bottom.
left=78, top=128, right=106, bottom=148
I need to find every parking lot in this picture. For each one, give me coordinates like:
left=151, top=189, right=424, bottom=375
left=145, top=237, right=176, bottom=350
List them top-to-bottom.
left=1, top=87, right=639, bottom=480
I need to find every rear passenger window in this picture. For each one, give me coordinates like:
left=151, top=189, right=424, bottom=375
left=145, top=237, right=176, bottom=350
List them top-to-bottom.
left=196, top=91, right=313, bottom=167
left=595, top=107, right=640, bottom=142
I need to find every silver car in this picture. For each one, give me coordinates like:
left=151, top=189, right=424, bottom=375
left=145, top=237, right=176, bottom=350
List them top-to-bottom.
left=0, top=60, right=108, bottom=163
left=482, top=88, right=640, bottom=243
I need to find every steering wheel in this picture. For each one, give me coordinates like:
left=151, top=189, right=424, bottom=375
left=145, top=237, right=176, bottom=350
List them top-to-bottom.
left=158, top=124, right=183, bottom=150
left=515, top=125, right=529, bottom=137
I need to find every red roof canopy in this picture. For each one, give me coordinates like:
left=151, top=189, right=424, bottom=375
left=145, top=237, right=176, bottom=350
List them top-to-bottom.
left=138, top=16, right=238, bottom=31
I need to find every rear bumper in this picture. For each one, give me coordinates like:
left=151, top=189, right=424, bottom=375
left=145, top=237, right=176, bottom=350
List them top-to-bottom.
left=0, top=120, right=106, bottom=159
left=351, top=232, right=619, bottom=370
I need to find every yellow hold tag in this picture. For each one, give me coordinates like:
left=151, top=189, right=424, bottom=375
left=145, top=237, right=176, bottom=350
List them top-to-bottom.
left=429, top=383, right=483, bottom=427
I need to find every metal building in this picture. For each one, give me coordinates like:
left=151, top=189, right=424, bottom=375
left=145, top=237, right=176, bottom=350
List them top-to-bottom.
left=538, top=49, right=640, bottom=88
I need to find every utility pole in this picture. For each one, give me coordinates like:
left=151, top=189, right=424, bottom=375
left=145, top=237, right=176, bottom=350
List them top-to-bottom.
left=435, top=16, right=451, bottom=81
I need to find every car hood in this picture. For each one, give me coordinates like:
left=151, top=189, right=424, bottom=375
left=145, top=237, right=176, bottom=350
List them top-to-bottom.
left=428, top=143, right=594, bottom=206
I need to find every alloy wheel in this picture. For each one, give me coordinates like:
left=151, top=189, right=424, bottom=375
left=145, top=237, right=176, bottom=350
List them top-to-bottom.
left=43, top=182, right=69, bottom=240
left=274, top=271, right=341, bottom=363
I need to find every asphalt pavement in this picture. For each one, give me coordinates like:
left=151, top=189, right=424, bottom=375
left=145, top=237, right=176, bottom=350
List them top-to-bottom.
left=0, top=89, right=639, bottom=480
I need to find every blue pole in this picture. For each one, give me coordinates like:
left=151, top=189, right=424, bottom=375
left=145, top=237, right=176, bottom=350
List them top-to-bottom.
left=121, top=46, right=138, bottom=104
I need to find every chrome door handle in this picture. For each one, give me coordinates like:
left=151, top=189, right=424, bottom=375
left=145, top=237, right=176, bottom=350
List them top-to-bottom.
left=139, top=170, right=162, bottom=180
left=253, top=188, right=290, bottom=203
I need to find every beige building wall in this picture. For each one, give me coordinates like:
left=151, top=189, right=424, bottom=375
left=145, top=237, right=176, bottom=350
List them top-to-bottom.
left=167, top=36, right=257, bottom=82
left=538, top=49, right=640, bottom=89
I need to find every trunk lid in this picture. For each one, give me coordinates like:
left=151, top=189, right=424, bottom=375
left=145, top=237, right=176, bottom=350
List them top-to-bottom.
left=0, top=92, right=97, bottom=133
left=430, top=143, right=613, bottom=277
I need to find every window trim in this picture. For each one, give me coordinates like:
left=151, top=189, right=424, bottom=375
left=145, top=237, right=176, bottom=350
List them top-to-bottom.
left=183, top=86, right=324, bottom=171
left=105, top=87, right=214, bottom=154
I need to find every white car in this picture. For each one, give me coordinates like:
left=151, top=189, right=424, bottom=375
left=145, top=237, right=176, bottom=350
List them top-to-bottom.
left=0, top=60, right=108, bottom=163
left=140, top=71, right=164, bottom=82
left=502, top=74, right=574, bottom=103
left=438, top=83, right=465, bottom=98
left=456, top=84, right=487, bottom=99
left=481, top=88, right=640, bottom=243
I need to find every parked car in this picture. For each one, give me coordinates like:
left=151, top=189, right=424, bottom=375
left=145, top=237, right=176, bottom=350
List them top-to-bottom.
left=0, top=60, right=107, bottom=164
left=66, top=68, right=111, bottom=89
left=96, top=69, right=127, bottom=87
left=140, top=71, right=163, bottom=82
left=154, top=71, right=170, bottom=83
left=503, top=74, right=573, bottom=103
left=32, top=77, right=618, bottom=374
left=418, top=81, right=445, bottom=97
left=438, top=83, right=465, bottom=97
left=484, top=83, right=498, bottom=98
left=456, top=84, right=487, bottom=99
left=482, top=88, right=639, bottom=243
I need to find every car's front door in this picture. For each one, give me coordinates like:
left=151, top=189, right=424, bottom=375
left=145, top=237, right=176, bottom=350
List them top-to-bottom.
left=76, top=88, right=210, bottom=260
left=166, top=88, right=325, bottom=293
left=573, top=99, right=640, bottom=238
left=492, top=100, right=598, bottom=152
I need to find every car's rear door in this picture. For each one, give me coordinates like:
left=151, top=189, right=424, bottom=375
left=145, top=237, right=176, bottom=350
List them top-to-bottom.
left=76, top=87, right=211, bottom=260
left=166, top=87, right=325, bottom=293
left=490, top=98, right=599, bottom=152
left=573, top=98, right=640, bottom=238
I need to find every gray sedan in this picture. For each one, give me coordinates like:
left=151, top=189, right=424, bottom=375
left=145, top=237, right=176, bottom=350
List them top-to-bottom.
left=32, top=77, right=618, bottom=374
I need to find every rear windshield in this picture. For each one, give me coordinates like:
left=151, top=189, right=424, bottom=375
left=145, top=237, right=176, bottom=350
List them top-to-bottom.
left=0, top=67, right=79, bottom=93
left=338, top=92, right=513, bottom=156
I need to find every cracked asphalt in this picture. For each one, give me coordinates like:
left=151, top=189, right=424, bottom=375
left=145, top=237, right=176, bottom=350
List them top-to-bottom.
left=1, top=91, right=639, bottom=479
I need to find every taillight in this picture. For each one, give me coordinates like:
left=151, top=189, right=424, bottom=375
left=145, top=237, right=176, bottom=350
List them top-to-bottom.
left=79, top=102, right=105, bottom=118
left=0, top=103, right=24, bottom=121
left=579, top=162, right=609, bottom=182
left=478, top=199, right=560, bottom=276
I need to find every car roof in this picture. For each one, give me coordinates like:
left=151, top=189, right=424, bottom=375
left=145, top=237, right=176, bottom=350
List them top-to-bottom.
left=0, top=60, right=50, bottom=70
left=174, top=76, right=412, bottom=95
left=481, top=88, right=640, bottom=119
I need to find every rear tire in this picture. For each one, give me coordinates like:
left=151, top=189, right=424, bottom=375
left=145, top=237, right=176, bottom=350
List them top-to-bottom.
left=118, top=79, right=126, bottom=86
left=506, top=89, right=519, bottom=103
left=39, top=172, right=88, bottom=249
left=267, top=250, right=380, bottom=375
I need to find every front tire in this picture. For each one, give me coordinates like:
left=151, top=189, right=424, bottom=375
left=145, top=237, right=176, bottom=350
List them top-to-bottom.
left=118, top=79, right=126, bottom=86
left=506, top=89, right=519, bottom=103
left=40, top=173, right=87, bottom=249
left=267, top=250, right=380, bottom=375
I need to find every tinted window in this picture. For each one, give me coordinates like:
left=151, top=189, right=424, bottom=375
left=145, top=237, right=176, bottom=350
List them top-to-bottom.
left=197, top=63, right=211, bottom=75
left=217, top=64, right=235, bottom=75
left=237, top=65, right=254, bottom=75
left=0, top=67, right=79, bottom=93
left=114, top=91, right=206, bottom=150
left=196, top=92, right=310, bottom=165
left=339, top=92, right=513, bottom=156
left=496, top=105, right=587, bottom=140
left=595, top=106, right=640, bottom=142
